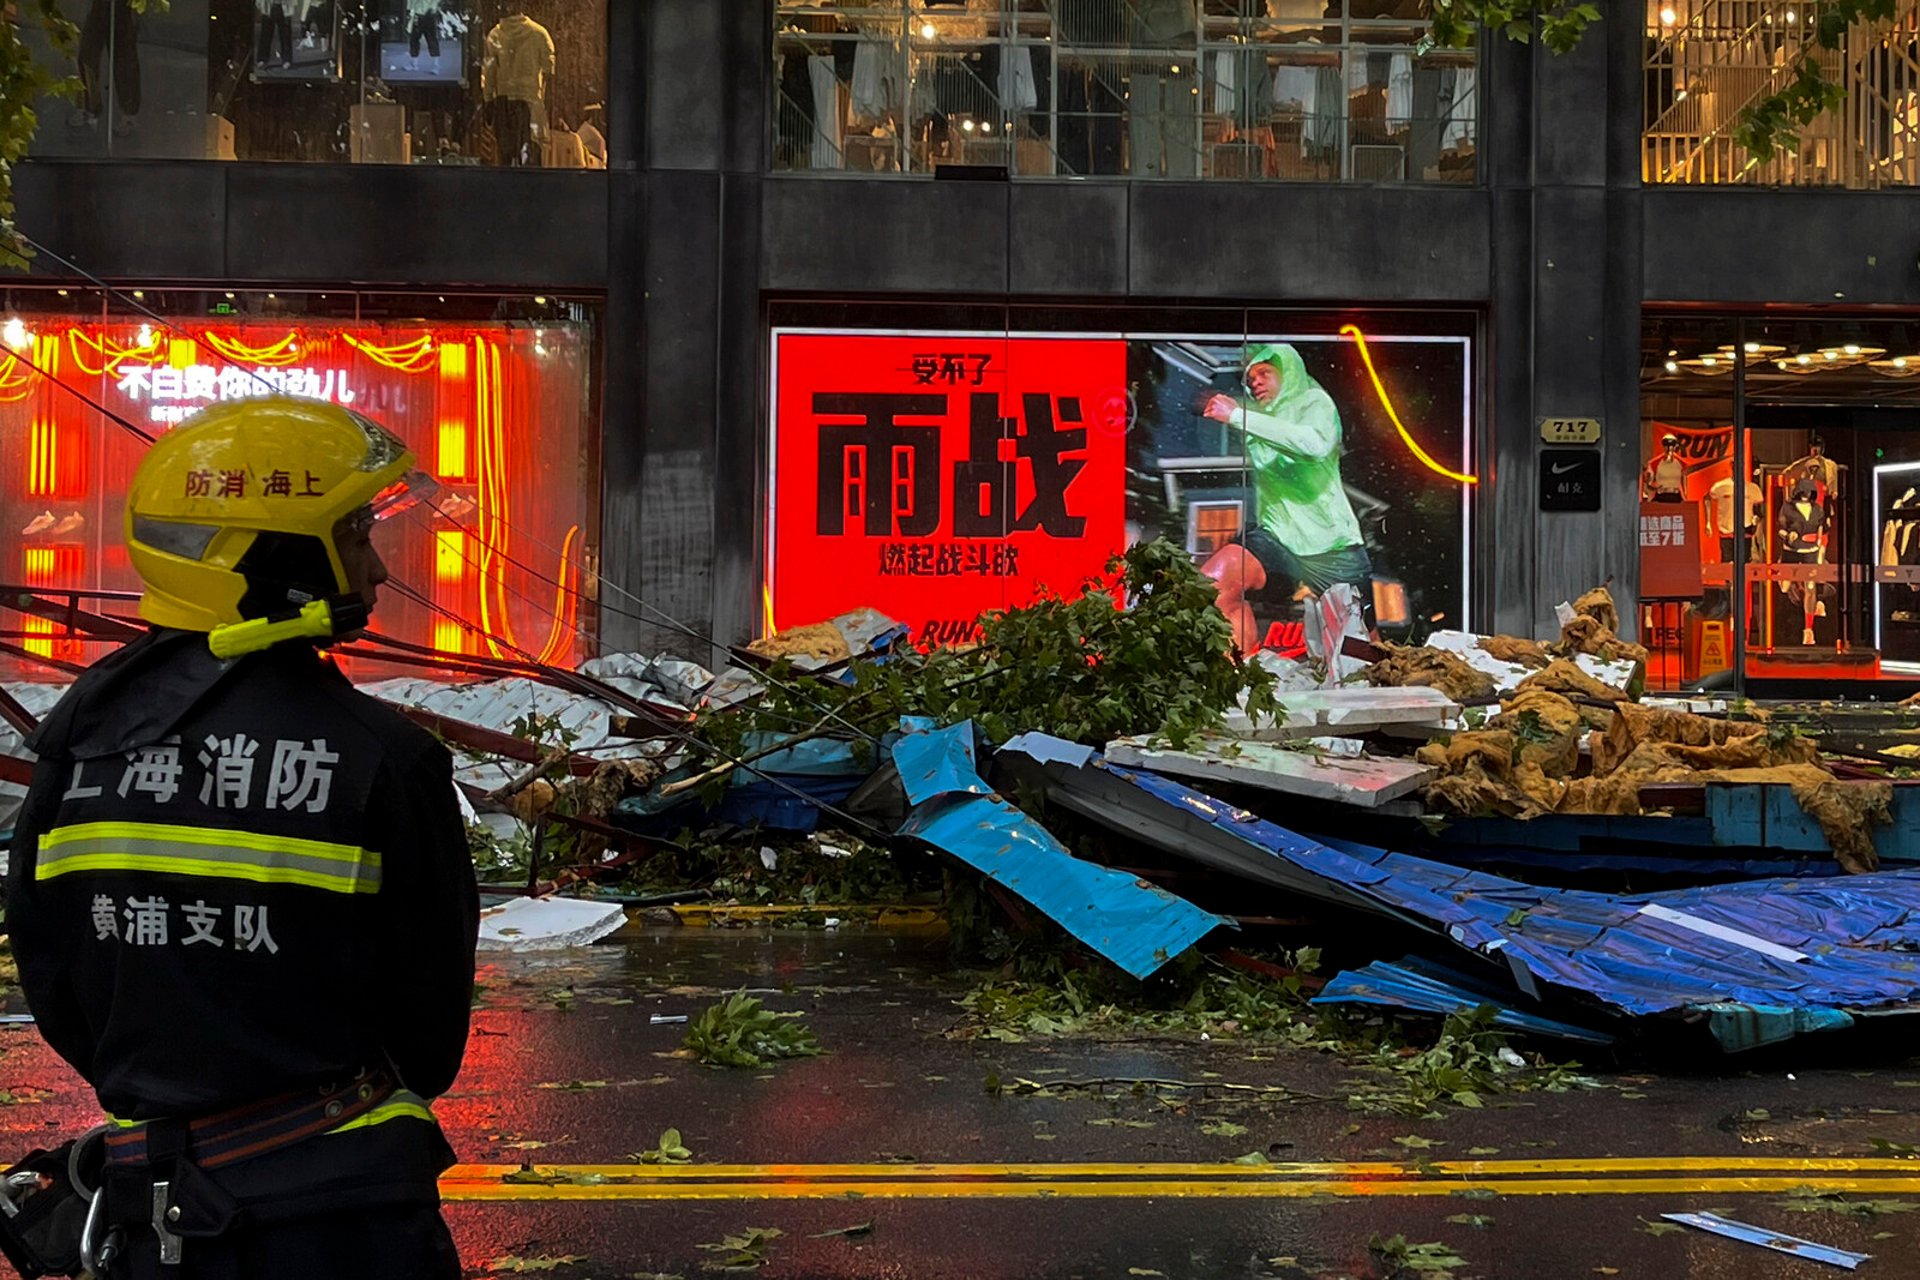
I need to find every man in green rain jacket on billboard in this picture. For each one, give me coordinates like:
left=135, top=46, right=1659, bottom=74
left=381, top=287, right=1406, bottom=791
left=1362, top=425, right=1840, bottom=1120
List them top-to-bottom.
left=1199, top=342, right=1374, bottom=653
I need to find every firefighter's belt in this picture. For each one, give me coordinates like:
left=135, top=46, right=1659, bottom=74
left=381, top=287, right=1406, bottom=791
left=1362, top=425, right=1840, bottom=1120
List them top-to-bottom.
left=104, top=1071, right=396, bottom=1172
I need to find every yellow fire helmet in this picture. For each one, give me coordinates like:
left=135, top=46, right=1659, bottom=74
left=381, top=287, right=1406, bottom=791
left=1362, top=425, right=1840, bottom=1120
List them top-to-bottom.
left=125, top=398, right=437, bottom=641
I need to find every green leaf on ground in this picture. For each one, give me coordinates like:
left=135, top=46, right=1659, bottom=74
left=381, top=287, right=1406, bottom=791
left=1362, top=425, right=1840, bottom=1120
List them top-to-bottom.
left=685, top=992, right=821, bottom=1070
left=1201, top=1121, right=1249, bottom=1138
left=635, top=1127, right=694, bottom=1165
left=1394, top=1135, right=1443, bottom=1150
left=1466, top=1147, right=1501, bottom=1156
left=1444, top=1213, right=1495, bottom=1228
left=1637, top=1218, right=1685, bottom=1237
left=807, top=1221, right=874, bottom=1239
left=696, top=1227, right=782, bottom=1271
left=1368, top=1234, right=1468, bottom=1274
left=487, top=1257, right=587, bottom=1273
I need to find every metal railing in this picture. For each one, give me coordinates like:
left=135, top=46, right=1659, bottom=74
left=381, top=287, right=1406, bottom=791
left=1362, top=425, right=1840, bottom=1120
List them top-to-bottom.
left=1645, top=0, right=1920, bottom=186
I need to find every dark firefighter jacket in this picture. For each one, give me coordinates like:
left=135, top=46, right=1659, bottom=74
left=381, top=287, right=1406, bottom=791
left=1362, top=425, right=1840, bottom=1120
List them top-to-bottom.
left=4, top=630, right=478, bottom=1206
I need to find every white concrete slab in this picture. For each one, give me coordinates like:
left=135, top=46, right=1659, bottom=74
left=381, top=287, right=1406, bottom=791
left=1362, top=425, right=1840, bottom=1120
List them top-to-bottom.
left=1105, top=736, right=1435, bottom=807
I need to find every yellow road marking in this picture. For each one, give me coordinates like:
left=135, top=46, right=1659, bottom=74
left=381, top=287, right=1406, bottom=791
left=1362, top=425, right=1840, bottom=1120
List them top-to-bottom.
left=445, top=1156, right=1920, bottom=1182
left=441, top=1174, right=1920, bottom=1202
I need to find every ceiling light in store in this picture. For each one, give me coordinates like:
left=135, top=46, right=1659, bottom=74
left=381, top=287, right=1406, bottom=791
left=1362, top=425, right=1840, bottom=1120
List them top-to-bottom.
left=1660, top=5, right=1677, bottom=22
left=1786, top=8, right=1797, bottom=19
left=920, top=21, right=936, bottom=37
left=1170, top=64, right=1181, bottom=74
left=1675, top=88, right=1688, bottom=101
left=962, top=119, right=975, bottom=132
left=981, top=121, right=993, bottom=133
left=55, top=289, right=66, bottom=297
left=132, top=290, right=144, bottom=299
left=224, top=292, right=235, bottom=300
left=2, top=318, right=27, bottom=352
left=136, top=324, right=153, bottom=346
left=1719, top=341, right=1786, bottom=361
left=1824, top=349, right=1841, bottom=360
left=1796, top=353, right=1812, bottom=364
left=1677, top=354, right=1732, bottom=374
left=1870, top=355, right=1920, bottom=377
left=1776, top=356, right=1827, bottom=375
left=1664, top=359, right=1679, bottom=373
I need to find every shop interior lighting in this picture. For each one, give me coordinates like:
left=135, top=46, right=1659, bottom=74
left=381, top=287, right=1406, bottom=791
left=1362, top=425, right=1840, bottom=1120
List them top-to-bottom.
left=1659, top=5, right=1677, bottom=22
left=920, top=20, right=936, bottom=37
left=2, top=318, right=29, bottom=353
left=1718, top=341, right=1785, bottom=361
left=1677, top=353, right=1732, bottom=374
left=1869, top=355, right=1920, bottom=377
left=1664, top=359, right=1680, bottom=373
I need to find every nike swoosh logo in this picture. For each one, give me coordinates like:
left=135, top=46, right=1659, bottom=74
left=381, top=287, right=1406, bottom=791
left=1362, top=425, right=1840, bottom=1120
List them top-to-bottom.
left=1550, top=461, right=1584, bottom=475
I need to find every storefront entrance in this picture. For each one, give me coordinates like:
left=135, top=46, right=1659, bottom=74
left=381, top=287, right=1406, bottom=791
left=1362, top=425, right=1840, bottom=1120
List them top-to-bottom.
left=1642, top=314, right=1920, bottom=696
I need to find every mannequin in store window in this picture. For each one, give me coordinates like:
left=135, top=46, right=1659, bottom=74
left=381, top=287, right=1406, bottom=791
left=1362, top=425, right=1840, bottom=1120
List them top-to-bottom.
left=256, top=0, right=298, bottom=69
left=407, top=0, right=444, bottom=64
left=481, top=12, right=557, bottom=167
left=1641, top=432, right=1686, bottom=502
left=1786, top=433, right=1841, bottom=505
left=1706, top=471, right=1762, bottom=563
left=1777, top=478, right=1831, bottom=646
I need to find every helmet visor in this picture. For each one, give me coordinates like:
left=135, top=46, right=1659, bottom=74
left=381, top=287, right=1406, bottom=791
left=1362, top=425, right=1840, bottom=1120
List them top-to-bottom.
left=369, top=469, right=441, bottom=522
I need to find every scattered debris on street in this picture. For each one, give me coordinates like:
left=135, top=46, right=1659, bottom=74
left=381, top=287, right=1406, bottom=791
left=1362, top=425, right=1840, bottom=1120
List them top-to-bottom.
left=10, top=543, right=1920, bottom=1073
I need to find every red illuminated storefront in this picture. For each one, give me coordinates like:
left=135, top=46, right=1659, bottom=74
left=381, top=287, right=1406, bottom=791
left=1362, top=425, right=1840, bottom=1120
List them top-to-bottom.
left=0, top=298, right=597, bottom=673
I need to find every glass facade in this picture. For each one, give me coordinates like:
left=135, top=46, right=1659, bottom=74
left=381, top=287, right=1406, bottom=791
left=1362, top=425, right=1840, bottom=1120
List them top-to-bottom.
left=1645, top=0, right=1920, bottom=187
left=773, top=1, right=1478, bottom=181
left=26, top=2, right=607, bottom=166
left=0, top=289, right=598, bottom=677
left=765, top=303, right=1477, bottom=652
left=1642, top=313, right=1920, bottom=692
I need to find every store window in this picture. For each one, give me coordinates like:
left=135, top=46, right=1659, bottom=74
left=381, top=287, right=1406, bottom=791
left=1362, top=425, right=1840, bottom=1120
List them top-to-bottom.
left=1645, top=0, right=1920, bottom=187
left=773, top=1, right=1477, bottom=181
left=24, top=2, right=607, bottom=166
left=0, top=290, right=597, bottom=677
left=764, top=304, right=1477, bottom=654
left=1642, top=314, right=1920, bottom=693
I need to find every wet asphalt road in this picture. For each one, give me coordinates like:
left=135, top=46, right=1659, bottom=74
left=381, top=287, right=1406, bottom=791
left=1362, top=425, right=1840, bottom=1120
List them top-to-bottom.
left=8, top=925, right=1920, bottom=1278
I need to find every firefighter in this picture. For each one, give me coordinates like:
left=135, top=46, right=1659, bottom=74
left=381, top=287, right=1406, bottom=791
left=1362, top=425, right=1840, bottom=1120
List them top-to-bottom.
left=5, top=398, right=479, bottom=1277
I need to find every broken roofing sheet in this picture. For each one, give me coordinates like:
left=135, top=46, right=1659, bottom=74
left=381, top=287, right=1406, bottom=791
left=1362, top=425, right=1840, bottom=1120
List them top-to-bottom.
left=893, top=720, right=1227, bottom=979
left=997, top=739, right=1920, bottom=1046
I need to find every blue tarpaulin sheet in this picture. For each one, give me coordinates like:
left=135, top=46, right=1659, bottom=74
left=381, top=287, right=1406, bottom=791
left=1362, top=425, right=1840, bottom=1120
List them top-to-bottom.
left=893, top=723, right=1227, bottom=979
left=1104, top=763, right=1920, bottom=1034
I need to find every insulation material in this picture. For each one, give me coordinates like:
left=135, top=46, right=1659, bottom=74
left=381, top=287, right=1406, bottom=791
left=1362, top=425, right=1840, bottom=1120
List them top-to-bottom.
left=1552, top=586, right=1649, bottom=667
left=747, top=622, right=851, bottom=666
left=1476, top=635, right=1551, bottom=669
left=1365, top=643, right=1496, bottom=703
left=1515, top=660, right=1632, bottom=705
left=1489, top=688, right=1583, bottom=778
left=1592, top=705, right=1793, bottom=776
left=1417, top=731, right=1561, bottom=818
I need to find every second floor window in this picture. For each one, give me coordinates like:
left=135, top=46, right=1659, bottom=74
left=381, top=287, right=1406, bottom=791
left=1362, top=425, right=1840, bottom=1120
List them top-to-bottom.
left=774, top=1, right=1478, bottom=182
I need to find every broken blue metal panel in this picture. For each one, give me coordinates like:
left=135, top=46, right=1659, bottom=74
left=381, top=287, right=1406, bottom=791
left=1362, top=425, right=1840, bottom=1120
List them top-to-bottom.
left=892, top=719, right=992, bottom=806
left=893, top=723, right=1227, bottom=979
left=1054, top=760, right=1920, bottom=1035
left=1707, top=784, right=1920, bottom=861
left=1371, top=838, right=1838, bottom=880
left=1313, top=958, right=1616, bottom=1044
left=1700, top=1003, right=1855, bottom=1053
left=1660, top=1213, right=1870, bottom=1270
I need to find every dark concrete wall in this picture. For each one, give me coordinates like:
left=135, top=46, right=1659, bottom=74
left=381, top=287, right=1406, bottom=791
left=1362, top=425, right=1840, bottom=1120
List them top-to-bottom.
left=17, top=0, right=1920, bottom=658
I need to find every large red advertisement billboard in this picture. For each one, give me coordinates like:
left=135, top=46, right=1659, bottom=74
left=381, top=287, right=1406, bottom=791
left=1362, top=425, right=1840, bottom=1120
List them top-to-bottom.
left=770, top=327, right=1474, bottom=651
left=770, top=334, right=1129, bottom=645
